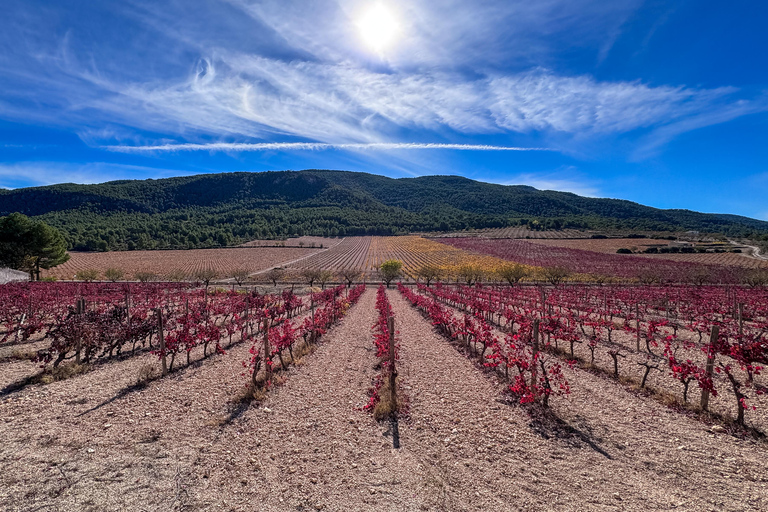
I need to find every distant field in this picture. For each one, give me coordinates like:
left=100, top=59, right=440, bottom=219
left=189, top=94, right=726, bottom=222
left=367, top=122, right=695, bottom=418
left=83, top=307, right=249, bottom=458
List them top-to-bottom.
left=431, top=227, right=590, bottom=239
left=42, top=235, right=763, bottom=283
left=280, top=235, right=517, bottom=279
left=240, top=236, right=341, bottom=248
left=434, top=237, right=750, bottom=282
left=527, top=238, right=768, bottom=269
left=45, top=247, right=322, bottom=281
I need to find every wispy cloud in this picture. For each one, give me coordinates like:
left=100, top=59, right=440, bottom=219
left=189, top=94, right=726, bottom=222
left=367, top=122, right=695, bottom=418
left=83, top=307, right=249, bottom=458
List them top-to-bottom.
left=1, top=0, right=765, bottom=161
left=106, top=142, right=550, bottom=153
left=0, top=162, right=190, bottom=188
left=491, top=167, right=601, bottom=197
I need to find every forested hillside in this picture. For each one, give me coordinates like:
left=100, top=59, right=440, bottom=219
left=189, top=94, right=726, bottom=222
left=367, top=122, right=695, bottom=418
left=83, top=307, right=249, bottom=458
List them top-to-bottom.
left=1, top=170, right=766, bottom=251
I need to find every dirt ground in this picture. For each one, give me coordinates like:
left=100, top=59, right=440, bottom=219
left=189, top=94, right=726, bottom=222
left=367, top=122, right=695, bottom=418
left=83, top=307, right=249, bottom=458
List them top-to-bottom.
left=0, top=288, right=766, bottom=511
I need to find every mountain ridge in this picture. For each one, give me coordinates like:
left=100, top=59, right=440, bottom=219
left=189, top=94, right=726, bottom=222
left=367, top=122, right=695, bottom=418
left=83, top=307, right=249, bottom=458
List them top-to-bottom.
left=1, top=169, right=766, bottom=251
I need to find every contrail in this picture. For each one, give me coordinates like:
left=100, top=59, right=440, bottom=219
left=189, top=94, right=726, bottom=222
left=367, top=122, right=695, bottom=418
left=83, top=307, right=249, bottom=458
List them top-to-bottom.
left=104, top=142, right=550, bottom=152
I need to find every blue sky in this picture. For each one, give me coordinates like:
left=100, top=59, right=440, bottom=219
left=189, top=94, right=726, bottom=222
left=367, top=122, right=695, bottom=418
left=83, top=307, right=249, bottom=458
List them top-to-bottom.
left=1, top=0, right=767, bottom=219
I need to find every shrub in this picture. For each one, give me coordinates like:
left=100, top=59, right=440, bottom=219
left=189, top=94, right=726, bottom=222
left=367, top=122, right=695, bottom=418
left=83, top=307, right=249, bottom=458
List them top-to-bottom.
left=616, top=248, right=632, bottom=254
left=104, top=267, right=125, bottom=282
left=75, top=269, right=99, bottom=282
left=134, top=271, right=158, bottom=283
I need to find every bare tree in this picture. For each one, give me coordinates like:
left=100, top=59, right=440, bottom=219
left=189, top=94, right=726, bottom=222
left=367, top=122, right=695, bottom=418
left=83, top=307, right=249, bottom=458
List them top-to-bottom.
left=495, top=263, right=527, bottom=286
left=415, top=264, right=442, bottom=286
left=456, top=264, right=483, bottom=286
left=540, top=266, right=570, bottom=286
left=194, top=267, right=218, bottom=288
left=265, top=267, right=285, bottom=286
left=230, top=268, right=251, bottom=286
left=300, top=268, right=322, bottom=288
left=637, top=268, right=661, bottom=285
left=742, top=268, right=768, bottom=287
left=166, top=269, right=187, bottom=282
left=338, top=269, right=362, bottom=286
left=318, top=270, right=334, bottom=289
left=134, top=271, right=158, bottom=283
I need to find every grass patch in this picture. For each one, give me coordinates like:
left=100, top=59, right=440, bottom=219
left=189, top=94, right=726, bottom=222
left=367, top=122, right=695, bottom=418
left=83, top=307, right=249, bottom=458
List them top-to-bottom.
left=39, top=363, right=91, bottom=384
left=372, top=376, right=407, bottom=421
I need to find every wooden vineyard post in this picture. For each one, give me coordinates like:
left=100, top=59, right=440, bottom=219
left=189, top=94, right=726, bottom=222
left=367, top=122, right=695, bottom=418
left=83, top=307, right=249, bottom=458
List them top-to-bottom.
left=125, top=291, right=131, bottom=336
left=244, top=296, right=250, bottom=337
left=310, top=296, right=316, bottom=343
left=75, top=298, right=85, bottom=364
left=635, top=303, right=641, bottom=352
left=738, top=303, right=744, bottom=338
left=156, top=308, right=168, bottom=376
left=387, top=316, right=397, bottom=413
left=264, top=318, right=272, bottom=383
left=531, top=319, right=540, bottom=403
left=700, top=326, right=719, bottom=412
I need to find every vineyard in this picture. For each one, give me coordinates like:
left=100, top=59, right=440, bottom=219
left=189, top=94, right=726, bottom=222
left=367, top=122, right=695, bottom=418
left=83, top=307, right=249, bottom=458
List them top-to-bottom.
left=431, top=226, right=590, bottom=239
left=32, top=235, right=768, bottom=290
left=363, top=236, right=517, bottom=278
left=435, top=237, right=754, bottom=283
left=528, top=238, right=767, bottom=269
left=44, top=246, right=323, bottom=281
left=1, top=279, right=767, bottom=510
left=400, top=282, right=768, bottom=428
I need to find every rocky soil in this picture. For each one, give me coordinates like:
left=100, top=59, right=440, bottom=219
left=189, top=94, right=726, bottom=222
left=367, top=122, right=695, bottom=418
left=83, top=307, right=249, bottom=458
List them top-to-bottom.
left=0, top=287, right=766, bottom=511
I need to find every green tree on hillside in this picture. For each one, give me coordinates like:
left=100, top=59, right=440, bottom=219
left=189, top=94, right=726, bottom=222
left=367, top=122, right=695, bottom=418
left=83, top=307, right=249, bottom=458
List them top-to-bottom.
left=0, top=213, right=70, bottom=280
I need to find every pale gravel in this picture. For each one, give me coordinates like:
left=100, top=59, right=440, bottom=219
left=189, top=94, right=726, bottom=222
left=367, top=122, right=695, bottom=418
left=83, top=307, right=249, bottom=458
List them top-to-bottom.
left=0, top=287, right=766, bottom=511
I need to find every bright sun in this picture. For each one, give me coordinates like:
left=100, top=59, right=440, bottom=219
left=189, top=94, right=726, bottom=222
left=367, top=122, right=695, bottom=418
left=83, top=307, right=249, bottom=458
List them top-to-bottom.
left=357, top=3, right=399, bottom=53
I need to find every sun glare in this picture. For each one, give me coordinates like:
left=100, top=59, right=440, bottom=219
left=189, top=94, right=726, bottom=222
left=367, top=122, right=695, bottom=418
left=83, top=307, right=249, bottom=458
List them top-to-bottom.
left=357, top=3, right=399, bottom=53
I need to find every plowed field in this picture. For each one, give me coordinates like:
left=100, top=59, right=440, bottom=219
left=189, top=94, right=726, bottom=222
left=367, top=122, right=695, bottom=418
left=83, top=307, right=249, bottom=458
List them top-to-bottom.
left=45, top=247, right=321, bottom=281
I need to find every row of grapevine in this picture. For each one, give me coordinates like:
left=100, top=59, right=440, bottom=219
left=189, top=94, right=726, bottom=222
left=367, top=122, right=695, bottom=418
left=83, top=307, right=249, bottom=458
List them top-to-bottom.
left=414, top=282, right=768, bottom=426
left=398, top=283, right=570, bottom=406
left=244, top=284, right=366, bottom=390
left=363, top=285, right=401, bottom=418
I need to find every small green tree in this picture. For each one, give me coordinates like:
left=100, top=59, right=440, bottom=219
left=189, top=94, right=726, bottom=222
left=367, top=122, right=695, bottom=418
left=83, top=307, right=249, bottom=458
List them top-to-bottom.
left=379, top=260, right=403, bottom=288
left=496, top=263, right=528, bottom=286
left=104, top=267, right=125, bottom=282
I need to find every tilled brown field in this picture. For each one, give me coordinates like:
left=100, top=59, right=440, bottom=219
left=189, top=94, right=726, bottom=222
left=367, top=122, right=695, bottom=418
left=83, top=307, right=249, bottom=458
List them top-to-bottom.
left=44, top=247, right=322, bottom=281
left=0, top=288, right=766, bottom=511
